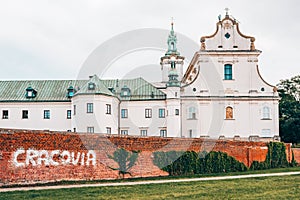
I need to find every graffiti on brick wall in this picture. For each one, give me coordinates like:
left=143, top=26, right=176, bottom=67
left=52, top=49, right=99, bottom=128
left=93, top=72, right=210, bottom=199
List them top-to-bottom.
left=12, top=149, right=96, bottom=167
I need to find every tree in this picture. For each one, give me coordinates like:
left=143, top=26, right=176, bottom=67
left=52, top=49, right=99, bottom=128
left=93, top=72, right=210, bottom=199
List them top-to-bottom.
left=277, top=75, right=300, bottom=144
left=108, top=148, right=139, bottom=178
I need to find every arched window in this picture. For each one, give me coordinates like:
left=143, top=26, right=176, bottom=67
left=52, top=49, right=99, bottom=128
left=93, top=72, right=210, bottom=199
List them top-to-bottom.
left=171, top=42, right=174, bottom=50
left=224, top=64, right=232, bottom=80
left=225, top=106, right=233, bottom=119
left=262, top=106, right=270, bottom=119
left=188, top=107, right=197, bottom=119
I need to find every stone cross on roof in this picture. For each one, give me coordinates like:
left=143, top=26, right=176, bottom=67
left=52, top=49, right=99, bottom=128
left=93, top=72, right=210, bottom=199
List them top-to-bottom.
left=225, top=8, right=229, bottom=16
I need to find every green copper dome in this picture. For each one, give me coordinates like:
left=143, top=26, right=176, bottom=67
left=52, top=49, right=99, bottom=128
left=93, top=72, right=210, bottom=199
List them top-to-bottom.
left=165, top=22, right=180, bottom=56
left=166, top=69, right=180, bottom=87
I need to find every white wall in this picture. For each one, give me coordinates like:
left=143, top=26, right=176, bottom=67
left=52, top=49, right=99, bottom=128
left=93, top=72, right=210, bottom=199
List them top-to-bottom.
left=204, top=18, right=252, bottom=51
left=185, top=52, right=277, bottom=96
left=71, top=94, right=119, bottom=134
left=166, top=98, right=181, bottom=137
left=181, top=99, right=279, bottom=139
left=120, top=100, right=167, bottom=136
left=0, top=102, right=72, bottom=131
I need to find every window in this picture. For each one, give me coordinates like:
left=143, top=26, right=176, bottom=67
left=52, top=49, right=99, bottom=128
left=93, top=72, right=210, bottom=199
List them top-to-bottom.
left=225, top=32, right=231, bottom=39
left=171, top=61, right=176, bottom=69
left=224, top=64, right=232, bottom=80
left=88, top=82, right=95, bottom=90
left=25, top=86, right=37, bottom=98
left=67, top=86, right=74, bottom=98
left=121, top=86, right=131, bottom=97
left=108, top=87, right=115, bottom=93
left=27, top=91, right=33, bottom=97
left=150, top=92, right=155, bottom=98
left=87, top=103, right=93, bottom=113
left=106, top=104, right=111, bottom=114
left=73, top=105, right=76, bottom=115
left=225, top=106, right=233, bottom=119
left=262, top=106, right=270, bottom=119
left=188, top=107, right=196, bottom=119
left=158, top=108, right=165, bottom=118
left=121, top=109, right=128, bottom=118
left=145, top=109, right=152, bottom=118
left=175, top=109, right=180, bottom=116
left=2, top=110, right=8, bottom=119
left=22, top=110, right=28, bottom=119
left=43, top=110, right=50, bottom=119
left=67, top=110, right=72, bottom=119
left=87, top=127, right=94, bottom=133
left=106, top=127, right=111, bottom=134
left=140, top=129, right=147, bottom=136
left=160, top=129, right=167, bottom=137
left=121, top=130, right=128, bottom=135
left=189, top=130, right=193, bottom=138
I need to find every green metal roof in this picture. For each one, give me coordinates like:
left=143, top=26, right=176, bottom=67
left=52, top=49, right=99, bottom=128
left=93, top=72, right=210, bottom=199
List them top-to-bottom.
left=75, top=75, right=114, bottom=97
left=0, top=76, right=166, bottom=102
left=102, top=77, right=166, bottom=100
left=0, top=80, right=84, bottom=102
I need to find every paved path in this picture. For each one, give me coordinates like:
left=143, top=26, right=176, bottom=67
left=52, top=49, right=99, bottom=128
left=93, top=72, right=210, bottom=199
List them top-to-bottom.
left=1, top=171, right=300, bottom=193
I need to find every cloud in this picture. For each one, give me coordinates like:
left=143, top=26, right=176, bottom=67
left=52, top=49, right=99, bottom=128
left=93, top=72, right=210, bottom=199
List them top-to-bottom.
left=0, top=0, right=299, bottom=83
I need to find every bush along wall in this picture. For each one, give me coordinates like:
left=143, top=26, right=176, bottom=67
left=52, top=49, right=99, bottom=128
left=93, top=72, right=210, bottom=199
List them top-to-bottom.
left=250, top=142, right=297, bottom=170
left=154, top=143, right=297, bottom=176
left=153, top=151, right=247, bottom=176
left=290, top=151, right=298, bottom=167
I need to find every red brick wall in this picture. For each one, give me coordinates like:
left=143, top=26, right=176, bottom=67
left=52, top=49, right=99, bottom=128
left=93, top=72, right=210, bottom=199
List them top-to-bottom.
left=0, top=129, right=290, bottom=186
left=107, top=136, right=270, bottom=167
left=292, top=148, right=300, bottom=165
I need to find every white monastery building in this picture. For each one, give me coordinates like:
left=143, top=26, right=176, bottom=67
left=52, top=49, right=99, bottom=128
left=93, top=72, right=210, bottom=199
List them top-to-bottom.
left=0, top=13, right=280, bottom=141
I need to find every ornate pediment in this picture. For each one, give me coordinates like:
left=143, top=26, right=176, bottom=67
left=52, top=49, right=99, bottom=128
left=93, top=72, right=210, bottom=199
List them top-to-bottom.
left=200, top=11, right=256, bottom=51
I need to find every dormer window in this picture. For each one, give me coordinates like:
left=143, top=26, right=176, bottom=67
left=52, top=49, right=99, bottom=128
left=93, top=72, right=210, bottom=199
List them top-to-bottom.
left=88, top=82, right=95, bottom=90
left=120, top=85, right=131, bottom=97
left=25, top=86, right=37, bottom=98
left=67, top=86, right=75, bottom=98
left=108, top=87, right=115, bottom=93
left=123, top=91, right=128, bottom=96
left=151, top=91, right=154, bottom=99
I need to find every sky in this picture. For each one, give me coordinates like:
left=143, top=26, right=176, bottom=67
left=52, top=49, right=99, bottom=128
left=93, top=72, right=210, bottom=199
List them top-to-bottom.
left=0, top=0, right=299, bottom=85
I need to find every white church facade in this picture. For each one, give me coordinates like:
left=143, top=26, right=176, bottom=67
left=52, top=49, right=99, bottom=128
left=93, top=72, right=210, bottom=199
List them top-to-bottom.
left=0, top=13, right=280, bottom=141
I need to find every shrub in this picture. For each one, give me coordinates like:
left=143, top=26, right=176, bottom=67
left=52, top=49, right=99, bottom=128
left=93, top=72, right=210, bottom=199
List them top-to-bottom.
left=250, top=142, right=290, bottom=170
left=153, top=151, right=247, bottom=176
left=290, top=151, right=298, bottom=167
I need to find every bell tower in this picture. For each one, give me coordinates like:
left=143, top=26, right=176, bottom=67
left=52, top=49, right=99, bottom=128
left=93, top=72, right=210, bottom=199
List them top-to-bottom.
left=160, top=20, right=185, bottom=83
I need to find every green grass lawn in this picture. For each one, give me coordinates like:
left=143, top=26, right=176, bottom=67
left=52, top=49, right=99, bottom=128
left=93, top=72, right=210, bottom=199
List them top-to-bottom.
left=2, top=167, right=300, bottom=189
left=1, top=174, right=299, bottom=200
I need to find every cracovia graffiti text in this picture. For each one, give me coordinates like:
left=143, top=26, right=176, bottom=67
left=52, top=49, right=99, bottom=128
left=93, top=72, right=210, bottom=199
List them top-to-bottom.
left=13, top=149, right=96, bottom=167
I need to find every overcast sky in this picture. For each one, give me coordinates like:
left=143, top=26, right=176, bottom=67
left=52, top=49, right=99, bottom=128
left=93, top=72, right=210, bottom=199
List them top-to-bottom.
left=0, top=0, right=299, bottom=84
